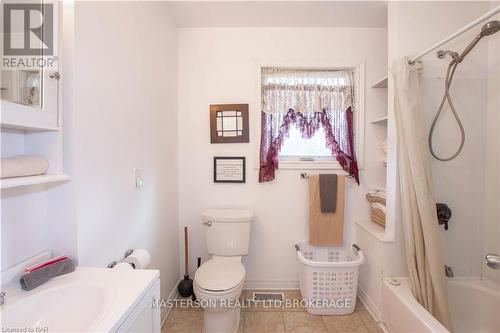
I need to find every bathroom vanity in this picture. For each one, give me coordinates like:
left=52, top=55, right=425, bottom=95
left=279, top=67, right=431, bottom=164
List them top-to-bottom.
left=1, top=256, right=161, bottom=333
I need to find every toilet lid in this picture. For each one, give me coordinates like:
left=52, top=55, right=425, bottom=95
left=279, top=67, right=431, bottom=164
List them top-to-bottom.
left=194, top=258, right=245, bottom=291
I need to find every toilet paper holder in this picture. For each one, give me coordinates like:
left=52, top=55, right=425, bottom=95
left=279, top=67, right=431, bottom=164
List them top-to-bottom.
left=107, top=249, right=134, bottom=268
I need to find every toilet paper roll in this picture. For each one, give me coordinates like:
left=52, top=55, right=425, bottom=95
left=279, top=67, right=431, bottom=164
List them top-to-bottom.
left=123, top=249, right=151, bottom=269
left=114, top=262, right=134, bottom=271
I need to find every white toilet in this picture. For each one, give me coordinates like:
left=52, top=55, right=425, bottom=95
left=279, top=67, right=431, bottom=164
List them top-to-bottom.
left=194, top=209, right=253, bottom=333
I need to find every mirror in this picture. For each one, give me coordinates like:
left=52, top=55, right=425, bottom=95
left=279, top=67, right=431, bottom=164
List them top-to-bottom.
left=1, top=69, right=42, bottom=108
left=210, top=104, right=249, bottom=143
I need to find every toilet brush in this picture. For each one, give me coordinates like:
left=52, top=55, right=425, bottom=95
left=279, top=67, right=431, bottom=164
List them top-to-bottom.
left=177, top=226, right=193, bottom=297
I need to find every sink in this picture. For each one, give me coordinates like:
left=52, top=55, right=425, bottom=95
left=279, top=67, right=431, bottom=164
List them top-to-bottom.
left=0, top=260, right=159, bottom=333
left=1, top=283, right=114, bottom=332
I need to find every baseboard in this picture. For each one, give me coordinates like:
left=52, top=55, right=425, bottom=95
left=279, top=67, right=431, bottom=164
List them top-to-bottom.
left=161, top=279, right=181, bottom=327
left=244, top=279, right=299, bottom=290
left=357, top=285, right=381, bottom=321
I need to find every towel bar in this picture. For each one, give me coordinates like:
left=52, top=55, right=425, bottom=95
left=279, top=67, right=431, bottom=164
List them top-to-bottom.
left=300, top=172, right=353, bottom=180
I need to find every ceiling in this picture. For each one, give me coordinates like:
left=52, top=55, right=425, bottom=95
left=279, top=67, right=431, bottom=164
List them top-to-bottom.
left=166, top=1, right=388, bottom=28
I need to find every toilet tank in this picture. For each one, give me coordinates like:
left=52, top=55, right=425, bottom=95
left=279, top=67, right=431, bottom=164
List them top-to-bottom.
left=202, top=209, right=253, bottom=256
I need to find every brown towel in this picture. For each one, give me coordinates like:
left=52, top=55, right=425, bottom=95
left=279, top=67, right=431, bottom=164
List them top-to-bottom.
left=319, top=174, right=338, bottom=213
left=309, top=175, right=345, bottom=246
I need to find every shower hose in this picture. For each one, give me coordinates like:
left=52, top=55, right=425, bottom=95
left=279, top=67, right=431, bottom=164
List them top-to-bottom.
left=429, top=53, right=466, bottom=161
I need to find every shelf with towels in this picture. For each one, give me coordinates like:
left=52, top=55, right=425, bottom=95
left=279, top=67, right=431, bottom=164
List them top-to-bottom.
left=1, top=174, right=70, bottom=190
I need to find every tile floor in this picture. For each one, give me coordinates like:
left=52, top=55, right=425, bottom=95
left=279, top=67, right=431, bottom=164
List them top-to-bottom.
left=162, top=290, right=384, bottom=333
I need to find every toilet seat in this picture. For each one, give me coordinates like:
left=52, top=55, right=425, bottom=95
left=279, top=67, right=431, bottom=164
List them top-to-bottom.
left=194, top=257, right=245, bottom=292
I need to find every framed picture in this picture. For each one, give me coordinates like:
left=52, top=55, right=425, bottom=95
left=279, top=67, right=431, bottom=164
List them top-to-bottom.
left=210, top=104, right=249, bottom=143
left=214, top=157, right=246, bottom=183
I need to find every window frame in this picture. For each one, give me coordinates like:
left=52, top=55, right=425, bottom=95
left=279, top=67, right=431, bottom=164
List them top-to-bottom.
left=255, top=60, right=365, bottom=171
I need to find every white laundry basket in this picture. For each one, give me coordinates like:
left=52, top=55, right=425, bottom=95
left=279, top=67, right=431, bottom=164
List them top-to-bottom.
left=295, top=241, right=364, bottom=315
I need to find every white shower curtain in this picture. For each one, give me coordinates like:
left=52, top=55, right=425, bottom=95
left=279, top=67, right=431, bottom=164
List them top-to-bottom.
left=392, top=58, right=452, bottom=330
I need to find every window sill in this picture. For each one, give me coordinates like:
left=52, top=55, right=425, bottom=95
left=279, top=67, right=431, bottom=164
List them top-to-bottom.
left=278, top=160, right=342, bottom=170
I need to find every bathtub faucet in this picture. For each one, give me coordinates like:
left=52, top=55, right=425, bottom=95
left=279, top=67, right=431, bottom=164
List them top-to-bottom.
left=444, top=265, right=454, bottom=278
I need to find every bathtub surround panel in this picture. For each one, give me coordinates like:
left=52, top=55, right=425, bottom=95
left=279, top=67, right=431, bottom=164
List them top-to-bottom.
left=73, top=1, right=179, bottom=318
left=353, top=1, right=498, bottom=324
left=384, top=1, right=500, bottom=331
left=388, top=1, right=492, bottom=279
left=483, top=6, right=500, bottom=284
left=178, top=27, right=387, bottom=287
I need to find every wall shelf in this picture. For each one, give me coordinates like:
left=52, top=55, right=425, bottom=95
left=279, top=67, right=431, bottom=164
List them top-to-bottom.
left=371, top=76, right=388, bottom=88
left=370, top=116, right=388, bottom=124
left=1, top=123, right=60, bottom=132
left=1, top=174, right=70, bottom=190
left=356, top=220, right=394, bottom=243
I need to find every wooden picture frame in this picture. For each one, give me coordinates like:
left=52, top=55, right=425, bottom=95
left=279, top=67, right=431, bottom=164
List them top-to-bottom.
left=210, top=104, right=249, bottom=143
left=214, top=157, right=246, bottom=183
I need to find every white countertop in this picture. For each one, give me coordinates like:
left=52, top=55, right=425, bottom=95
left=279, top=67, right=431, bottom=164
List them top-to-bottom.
left=1, top=266, right=159, bottom=332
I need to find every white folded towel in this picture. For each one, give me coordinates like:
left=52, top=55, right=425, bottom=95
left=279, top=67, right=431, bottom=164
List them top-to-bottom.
left=1, top=155, right=49, bottom=179
left=367, top=189, right=386, bottom=199
left=372, top=202, right=386, bottom=212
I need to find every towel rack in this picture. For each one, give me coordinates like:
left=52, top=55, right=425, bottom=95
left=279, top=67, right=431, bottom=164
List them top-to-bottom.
left=300, top=172, right=353, bottom=180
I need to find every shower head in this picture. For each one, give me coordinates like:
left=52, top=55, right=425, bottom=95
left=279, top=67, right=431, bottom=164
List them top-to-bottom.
left=458, top=20, right=500, bottom=62
left=480, top=20, right=500, bottom=37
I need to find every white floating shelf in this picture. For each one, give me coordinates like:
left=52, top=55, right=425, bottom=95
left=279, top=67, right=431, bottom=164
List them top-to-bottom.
left=372, top=76, right=388, bottom=88
left=370, top=116, right=388, bottom=124
left=1, top=123, right=60, bottom=131
left=1, top=174, right=70, bottom=190
left=356, top=220, right=394, bottom=243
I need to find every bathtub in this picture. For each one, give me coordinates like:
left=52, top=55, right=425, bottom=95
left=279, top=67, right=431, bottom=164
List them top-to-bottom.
left=382, top=277, right=500, bottom=333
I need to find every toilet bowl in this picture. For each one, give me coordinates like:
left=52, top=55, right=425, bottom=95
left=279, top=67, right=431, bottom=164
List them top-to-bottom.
left=194, top=209, right=253, bottom=333
left=194, top=257, right=245, bottom=333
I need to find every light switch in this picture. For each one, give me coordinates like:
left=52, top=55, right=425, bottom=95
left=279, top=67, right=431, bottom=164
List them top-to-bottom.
left=134, top=168, right=144, bottom=188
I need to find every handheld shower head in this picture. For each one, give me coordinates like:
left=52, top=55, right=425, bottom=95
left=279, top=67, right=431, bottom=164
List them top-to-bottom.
left=431, top=20, right=500, bottom=162
left=458, top=20, right=500, bottom=62
left=480, top=20, right=500, bottom=37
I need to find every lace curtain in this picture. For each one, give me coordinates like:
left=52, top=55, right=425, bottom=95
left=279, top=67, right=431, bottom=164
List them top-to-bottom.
left=259, top=68, right=359, bottom=183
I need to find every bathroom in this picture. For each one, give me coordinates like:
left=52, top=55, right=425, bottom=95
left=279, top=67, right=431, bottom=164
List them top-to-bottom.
left=0, top=1, right=499, bottom=333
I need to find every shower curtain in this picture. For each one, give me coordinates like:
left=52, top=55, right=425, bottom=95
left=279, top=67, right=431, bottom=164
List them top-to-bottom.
left=392, top=58, right=452, bottom=330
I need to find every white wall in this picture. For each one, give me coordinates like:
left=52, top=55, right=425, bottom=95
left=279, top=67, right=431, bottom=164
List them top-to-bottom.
left=73, top=1, right=179, bottom=308
left=387, top=1, right=492, bottom=279
left=1, top=3, right=180, bottom=316
left=177, top=27, right=387, bottom=288
left=0, top=181, right=78, bottom=271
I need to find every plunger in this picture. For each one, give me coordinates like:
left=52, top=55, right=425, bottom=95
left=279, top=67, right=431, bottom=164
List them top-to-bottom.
left=177, top=226, right=193, bottom=297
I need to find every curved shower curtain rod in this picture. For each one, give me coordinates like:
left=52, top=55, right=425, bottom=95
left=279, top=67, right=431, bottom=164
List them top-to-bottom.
left=408, top=5, right=500, bottom=64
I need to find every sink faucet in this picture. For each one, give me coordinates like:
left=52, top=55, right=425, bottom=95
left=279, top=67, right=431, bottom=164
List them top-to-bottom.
left=0, top=292, right=5, bottom=305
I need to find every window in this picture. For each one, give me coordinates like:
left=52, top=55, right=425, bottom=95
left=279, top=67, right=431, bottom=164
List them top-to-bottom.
left=259, top=67, right=360, bottom=183
left=279, top=126, right=334, bottom=160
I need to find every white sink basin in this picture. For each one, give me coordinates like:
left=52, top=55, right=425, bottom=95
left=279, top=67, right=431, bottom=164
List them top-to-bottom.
left=0, top=266, right=159, bottom=333
left=2, top=283, right=114, bottom=332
